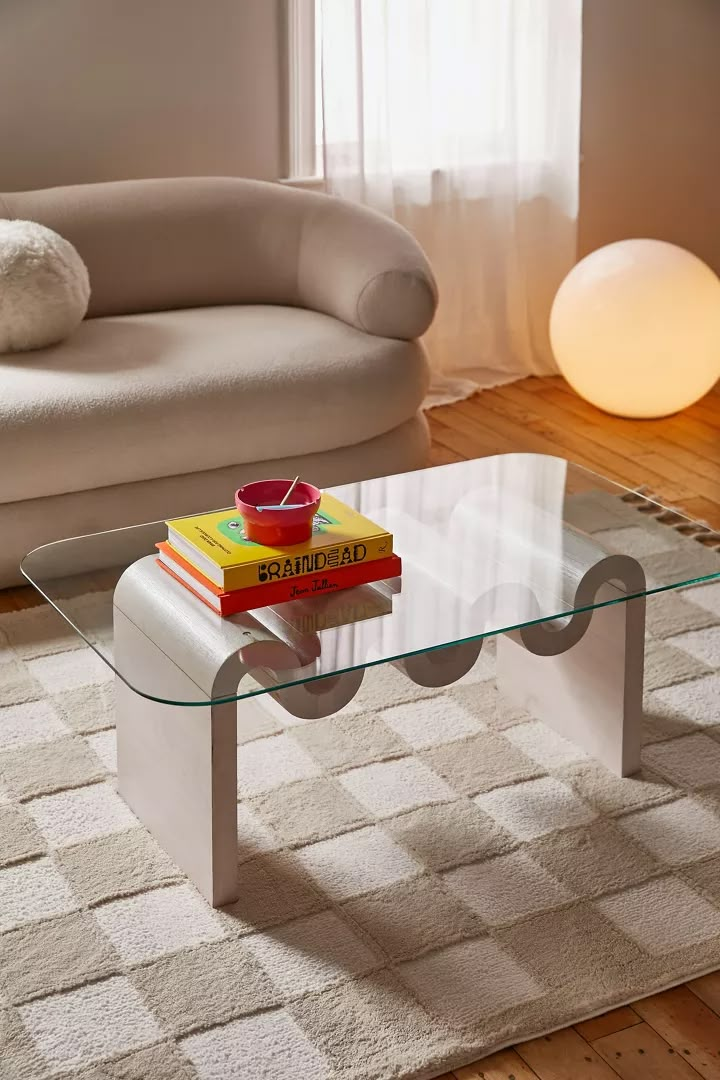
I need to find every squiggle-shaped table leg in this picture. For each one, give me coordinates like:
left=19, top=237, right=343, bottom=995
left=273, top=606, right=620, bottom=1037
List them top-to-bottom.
left=395, top=554, right=646, bottom=777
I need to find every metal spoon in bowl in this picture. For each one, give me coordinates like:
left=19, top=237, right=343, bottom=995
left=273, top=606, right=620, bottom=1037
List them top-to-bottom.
left=256, top=475, right=302, bottom=512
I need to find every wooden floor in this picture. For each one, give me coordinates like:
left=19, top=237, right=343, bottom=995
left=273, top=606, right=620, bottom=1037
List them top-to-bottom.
left=3, top=376, right=720, bottom=1077
left=428, top=376, right=720, bottom=528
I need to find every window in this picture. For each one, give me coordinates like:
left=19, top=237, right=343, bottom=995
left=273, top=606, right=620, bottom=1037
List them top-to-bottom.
left=287, top=0, right=321, bottom=179
left=288, top=0, right=563, bottom=182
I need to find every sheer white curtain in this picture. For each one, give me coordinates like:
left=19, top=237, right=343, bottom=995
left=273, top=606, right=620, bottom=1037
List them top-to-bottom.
left=318, top=0, right=583, bottom=406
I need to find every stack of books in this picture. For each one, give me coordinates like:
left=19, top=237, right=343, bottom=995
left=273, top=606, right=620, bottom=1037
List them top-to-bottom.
left=157, top=493, right=401, bottom=616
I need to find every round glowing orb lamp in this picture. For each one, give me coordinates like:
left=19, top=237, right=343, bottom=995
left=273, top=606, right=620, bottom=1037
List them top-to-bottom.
left=550, top=239, right=720, bottom=418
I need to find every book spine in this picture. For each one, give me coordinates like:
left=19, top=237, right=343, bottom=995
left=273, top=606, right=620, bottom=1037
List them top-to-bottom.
left=221, top=533, right=393, bottom=591
left=159, top=554, right=401, bottom=616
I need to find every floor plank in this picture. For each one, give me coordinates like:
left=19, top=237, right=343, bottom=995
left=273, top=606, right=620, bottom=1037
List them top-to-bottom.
left=427, top=377, right=720, bottom=526
left=494, top=384, right=645, bottom=462
left=540, top=384, right=720, bottom=467
left=531, top=386, right=720, bottom=494
left=476, top=390, right=693, bottom=500
left=446, top=398, right=606, bottom=468
left=430, top=414, right=516, bottom=460
left=428, top=440, right=465, bottom=466
left=674, top=498, right=720, bottom=528
left=0, top=584, right=44, bottom=614
left=688, top=973, right=720, bottom=1017
left=633, top=987, right=720, bottom=1079
left=574, top=1007, right=643, bottom=1043
left=592, top=1021, right=703, bottom=1079
left=515, top=1029, right=621, bottom=1079
left=454, top=1048, right=540, bottom=1078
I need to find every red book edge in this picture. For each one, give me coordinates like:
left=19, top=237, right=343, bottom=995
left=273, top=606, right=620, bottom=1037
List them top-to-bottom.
left=156, top=546, right=402, bottom=616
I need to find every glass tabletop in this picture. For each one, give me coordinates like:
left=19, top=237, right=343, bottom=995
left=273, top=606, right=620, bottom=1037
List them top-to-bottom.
left=21, top=454, right=720, bottom=706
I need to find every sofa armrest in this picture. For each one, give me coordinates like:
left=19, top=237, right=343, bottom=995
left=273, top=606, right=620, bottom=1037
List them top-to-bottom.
left=297, top=193, right=438, bottom=340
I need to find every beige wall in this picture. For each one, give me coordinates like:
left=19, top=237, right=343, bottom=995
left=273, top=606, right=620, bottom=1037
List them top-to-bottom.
left=0, top=0, right=284, bottom=192
left=4, top=0, right=719, bottom=273
left=579, top=0, right=720, bottom=273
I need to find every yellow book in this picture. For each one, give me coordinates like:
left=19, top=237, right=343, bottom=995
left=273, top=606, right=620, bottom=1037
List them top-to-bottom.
left=166, top=493, right=393, bottom=590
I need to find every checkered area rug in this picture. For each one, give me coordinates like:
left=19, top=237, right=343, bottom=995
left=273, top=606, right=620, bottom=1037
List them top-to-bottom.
left=3, top=510, right=720, bottom=1079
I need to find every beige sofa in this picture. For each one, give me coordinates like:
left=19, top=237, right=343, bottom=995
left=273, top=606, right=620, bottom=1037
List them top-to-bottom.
left=0, top=177, right=437, bottom=586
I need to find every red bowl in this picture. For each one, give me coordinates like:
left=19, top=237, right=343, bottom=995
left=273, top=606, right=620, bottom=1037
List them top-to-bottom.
left=235, top=479, right=321, bottom=546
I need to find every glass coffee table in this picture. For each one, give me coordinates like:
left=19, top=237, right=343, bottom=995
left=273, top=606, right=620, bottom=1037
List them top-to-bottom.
left=22, top=454, right=720, bottom=905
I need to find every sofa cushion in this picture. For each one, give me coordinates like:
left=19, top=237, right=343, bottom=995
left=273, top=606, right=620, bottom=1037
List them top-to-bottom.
left=0, top=305, right=429, bottom=503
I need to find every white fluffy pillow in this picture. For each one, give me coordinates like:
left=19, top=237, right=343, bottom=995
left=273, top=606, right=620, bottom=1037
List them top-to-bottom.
left=0, top=219, right=90, bottom=352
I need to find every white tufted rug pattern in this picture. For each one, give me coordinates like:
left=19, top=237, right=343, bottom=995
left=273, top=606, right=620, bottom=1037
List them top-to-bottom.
left=2, top=518, right=720, bottom=1079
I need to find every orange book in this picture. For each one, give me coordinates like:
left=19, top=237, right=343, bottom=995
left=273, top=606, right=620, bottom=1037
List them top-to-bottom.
left=156, top=541, right=401, bottom=616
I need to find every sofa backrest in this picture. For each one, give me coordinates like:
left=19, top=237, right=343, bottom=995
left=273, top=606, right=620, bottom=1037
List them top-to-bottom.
left=0, top=177, right=309, bottom=319
left=0, top=177, right=438, bottom=339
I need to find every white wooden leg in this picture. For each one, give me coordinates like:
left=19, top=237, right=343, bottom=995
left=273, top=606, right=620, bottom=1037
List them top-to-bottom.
left=496, top=584, right=646, bottom=777
left=114, top=610, right=240, bottom=906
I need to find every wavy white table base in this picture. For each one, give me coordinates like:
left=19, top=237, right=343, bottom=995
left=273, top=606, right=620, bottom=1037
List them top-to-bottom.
left=113, top=557, right=646, bottom=906
left=393, top=584, right=645, bottom=778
